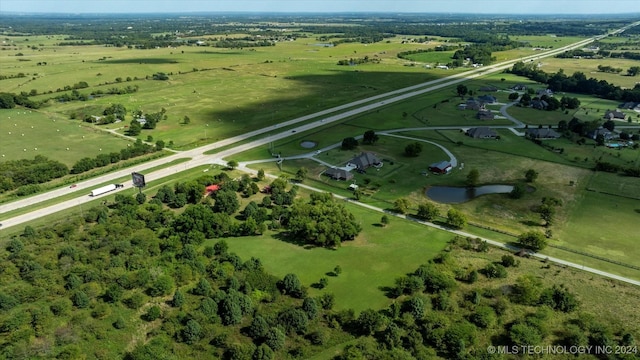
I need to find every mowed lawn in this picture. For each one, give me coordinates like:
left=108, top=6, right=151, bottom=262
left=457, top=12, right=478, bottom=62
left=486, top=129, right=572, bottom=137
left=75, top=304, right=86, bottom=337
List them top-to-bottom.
left=218, top=204, right=452, bottom=313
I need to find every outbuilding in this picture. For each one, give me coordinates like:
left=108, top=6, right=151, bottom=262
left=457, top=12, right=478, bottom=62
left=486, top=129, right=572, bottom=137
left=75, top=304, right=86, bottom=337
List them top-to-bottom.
left=429, top=161, right=452, bottom=174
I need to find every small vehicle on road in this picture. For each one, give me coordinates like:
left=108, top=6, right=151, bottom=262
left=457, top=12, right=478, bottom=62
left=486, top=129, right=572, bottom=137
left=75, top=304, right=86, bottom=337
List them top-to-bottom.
left=70, top=184, right=77, bottom=188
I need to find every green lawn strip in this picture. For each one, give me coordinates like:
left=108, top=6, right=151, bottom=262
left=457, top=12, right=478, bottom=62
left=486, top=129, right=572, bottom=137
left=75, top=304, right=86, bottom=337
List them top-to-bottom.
left=586, top=171, right=640, bottom=198
left=220, top=203, right=452, bottom=313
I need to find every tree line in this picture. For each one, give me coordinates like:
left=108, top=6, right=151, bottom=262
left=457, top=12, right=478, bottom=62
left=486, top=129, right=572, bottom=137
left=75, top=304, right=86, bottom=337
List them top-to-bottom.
left=508, top=61, right=640, bottom=102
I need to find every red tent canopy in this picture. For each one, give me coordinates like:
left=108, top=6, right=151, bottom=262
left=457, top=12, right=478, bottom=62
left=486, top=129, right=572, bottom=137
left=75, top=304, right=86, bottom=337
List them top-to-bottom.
left=205, top=184, right=220, bottom=192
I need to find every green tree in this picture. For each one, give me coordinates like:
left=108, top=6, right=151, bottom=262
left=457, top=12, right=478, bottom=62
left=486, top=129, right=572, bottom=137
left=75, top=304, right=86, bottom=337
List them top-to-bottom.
left=456, top=84, right=468, bottom=97
left=508, top=92, right=519, bottom=101
left=183, top=115, right=190, bottom=124
left=127, top=120, right=142, bottom=136
left=362, top=130, right=379, bottom=145
left=341, top=137, right=359, bottom=150
left=404, top=142, right=423, bottom=157
left=227, top=160, right=239, bottom=170
left=295, top=167, right=308, bottom=182
left=257, top=168, right=265, bottom=180
left=466, top=168, right=480, bottom=187
left=525, top=169, right=538, bottom=182
left=509, top=183, right=526, bottom=199
left=213, top=190, right=240, bottom=215
left=393, top=198, right=410, bottom=214
left=416, top=202, right=439, bottom=221
left=539, top=204, right=555, bottom=227
left=446, top=208, right=467, bottom=229
left=380, top=214, right=389, bottom=227
left=518, top=231, right=547, bottom=251
left=279, top=273, right=304, bottom=298
left=148, top=275, right=174, bottom=297
left=511, top=275, right=544, bottom=305
left=539, top=285, right=579, bottom=312
left=172, top=289, right=185, bottom=307
left=71, top=291, right=90, bottom=308
left=219, top=296, right=243, bottom=325
left=302, top=297, right=319, bottom=319
left=143, top=305, right=162, bottom=321
left=470, top=306, right=496, bottom=328
left=278, top=308, right=309, bottom=334
left=355, top=309, right=384, bottom=335
left=247, top=315, right=270, bottom=340
left=181, top=319, right=202, bottom=344
left=510, top=323, right=542, bottom=347
left=265, top=327, right=286, bottom=351
left=253, top=344, right=274, bottom=360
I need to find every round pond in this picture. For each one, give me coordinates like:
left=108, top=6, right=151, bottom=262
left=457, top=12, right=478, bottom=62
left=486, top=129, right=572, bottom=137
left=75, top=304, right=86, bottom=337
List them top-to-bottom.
left=300, top=141, right=317, bottom=149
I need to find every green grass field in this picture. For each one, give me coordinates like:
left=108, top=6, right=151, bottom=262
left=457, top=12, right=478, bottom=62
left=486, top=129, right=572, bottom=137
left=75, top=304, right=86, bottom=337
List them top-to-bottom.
left=0, top=108, right=131, bottom=165
left=218, top=203, right=452, bottom=313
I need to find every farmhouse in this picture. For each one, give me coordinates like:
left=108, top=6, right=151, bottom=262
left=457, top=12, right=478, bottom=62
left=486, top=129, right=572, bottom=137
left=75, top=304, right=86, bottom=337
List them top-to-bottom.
left=512, top=84, right=527, bottom=91
left=620, top=102, right=636, bottom=110
left=476, top=109, right=495, bottom=120
left=604, top=110, right=626, bottom=121
left=466, top=127, right=498, bottom=139
left=525, top=128, right=560, bottom=139
left=347, top=152, right=382, bottom=171
left=429, top=160, right=453, bottom=174
left=324, top=167, right=354, bottom=181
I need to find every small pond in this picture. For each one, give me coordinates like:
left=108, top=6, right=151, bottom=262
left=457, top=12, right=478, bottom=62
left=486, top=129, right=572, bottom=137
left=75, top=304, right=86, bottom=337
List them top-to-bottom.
left=300, top=141, right=317, bottom=149
left=426, top=185, right=514, bottom=204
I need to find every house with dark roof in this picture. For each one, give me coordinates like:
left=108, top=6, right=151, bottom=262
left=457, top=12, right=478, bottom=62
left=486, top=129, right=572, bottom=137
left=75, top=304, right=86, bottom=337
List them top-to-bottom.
left=512, top=84, right=527, bottom=91
left=536, top=89, right=553, bottom=97
left=478, top=95, right=497, bottom=104
left=463, top=98, right=482, bottom=111
left=531, top=99, right=548, bottom=110
left=620, top=102, right=636, bottom=110
left=476, top=109, right=495, bottom=120
left=604, top=110, right=626, bottom=121
left=466, top=127, right=498, bottom=139
left=588, top=127, right=615, bottom=141
left=525, top=128, right=560, bottom=139
left=347, top=152, right=382, bottom=170
left=428, top=161, right=452, bottom=174
left=324, top=168, right=354, bottom=181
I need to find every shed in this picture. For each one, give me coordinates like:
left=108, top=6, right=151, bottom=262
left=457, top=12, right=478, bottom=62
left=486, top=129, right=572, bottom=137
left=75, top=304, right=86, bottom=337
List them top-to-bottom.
left=428, top=161, right=452, bottom=174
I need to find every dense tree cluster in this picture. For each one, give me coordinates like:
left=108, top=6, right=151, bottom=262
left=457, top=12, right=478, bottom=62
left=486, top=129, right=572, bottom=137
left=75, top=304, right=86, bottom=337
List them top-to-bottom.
left=0, top=155, right=68, bottom=193
left=285, top=192, right=362, bottom=247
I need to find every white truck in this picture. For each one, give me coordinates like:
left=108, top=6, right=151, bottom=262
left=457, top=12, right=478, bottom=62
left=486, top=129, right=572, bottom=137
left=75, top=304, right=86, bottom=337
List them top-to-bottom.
left=90, top=183, right=124, bottom=197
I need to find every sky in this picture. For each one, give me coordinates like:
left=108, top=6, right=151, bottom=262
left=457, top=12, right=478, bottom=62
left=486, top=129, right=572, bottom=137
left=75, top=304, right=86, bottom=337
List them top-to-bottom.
left=0, top=0, right=638, bottom=15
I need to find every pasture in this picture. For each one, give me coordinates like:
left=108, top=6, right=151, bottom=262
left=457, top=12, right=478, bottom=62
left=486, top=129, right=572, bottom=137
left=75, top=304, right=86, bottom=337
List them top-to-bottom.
left=0, top=108, right=131, bottom=165
left=219, top=203, right=452, bottom=313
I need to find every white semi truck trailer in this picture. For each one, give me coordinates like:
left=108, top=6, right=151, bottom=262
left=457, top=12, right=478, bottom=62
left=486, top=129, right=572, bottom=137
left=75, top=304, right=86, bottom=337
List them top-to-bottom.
left=90, top=183, right=124, bottom=197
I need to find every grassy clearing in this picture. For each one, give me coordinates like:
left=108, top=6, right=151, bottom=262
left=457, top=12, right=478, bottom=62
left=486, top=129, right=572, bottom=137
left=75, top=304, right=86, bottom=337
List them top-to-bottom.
left=219, top=203, right=452, bottom=313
